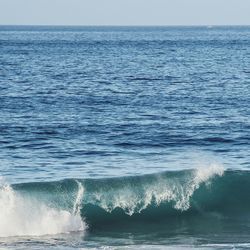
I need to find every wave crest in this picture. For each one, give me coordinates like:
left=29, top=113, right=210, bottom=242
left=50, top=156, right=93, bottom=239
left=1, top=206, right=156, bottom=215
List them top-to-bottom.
left=87, top=163, right=224, bottom=214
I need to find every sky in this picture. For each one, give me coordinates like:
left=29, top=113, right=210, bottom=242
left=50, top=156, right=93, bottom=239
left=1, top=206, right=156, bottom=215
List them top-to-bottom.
left=0, top=0, right=250, bottom=26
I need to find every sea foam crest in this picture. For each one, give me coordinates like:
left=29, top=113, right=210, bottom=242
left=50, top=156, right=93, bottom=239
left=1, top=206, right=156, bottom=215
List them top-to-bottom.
left=90, top=163, right=224, bottom=214
left=174, top=163, right=224, bottom=210
left=0, top=179, right=85, bottom=237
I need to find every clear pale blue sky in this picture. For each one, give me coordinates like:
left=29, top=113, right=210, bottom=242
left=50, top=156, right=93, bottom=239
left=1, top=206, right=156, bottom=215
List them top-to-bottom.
left=0, top=0, right=250, bottom=26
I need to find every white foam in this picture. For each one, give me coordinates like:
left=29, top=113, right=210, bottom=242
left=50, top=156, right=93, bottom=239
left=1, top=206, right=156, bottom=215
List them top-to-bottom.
left=91, top=163, right=225, bottom=214
left=174, top=163, right=224, bottom=210
left=0, top=180, right=85, bottom=238
left=73, top=180, right=84, bottom=215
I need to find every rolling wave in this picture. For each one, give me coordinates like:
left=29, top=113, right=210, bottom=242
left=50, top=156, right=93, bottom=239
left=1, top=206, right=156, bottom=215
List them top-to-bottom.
left=2, top=164, right=250, bottom=236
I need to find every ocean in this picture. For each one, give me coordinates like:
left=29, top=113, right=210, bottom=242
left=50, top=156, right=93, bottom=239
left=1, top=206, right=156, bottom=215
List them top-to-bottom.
left=0, top=25, right=250, bottom=249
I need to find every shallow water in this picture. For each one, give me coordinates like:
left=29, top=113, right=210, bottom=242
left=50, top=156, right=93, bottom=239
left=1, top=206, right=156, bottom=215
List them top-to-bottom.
left=0, top=26, right=250, bottom=249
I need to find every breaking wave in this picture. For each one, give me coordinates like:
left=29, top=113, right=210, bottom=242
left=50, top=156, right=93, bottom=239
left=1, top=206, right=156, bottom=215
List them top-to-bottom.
left=2, top=164, right=250, bottom=236
left=0, top=178, right=85, bottom=237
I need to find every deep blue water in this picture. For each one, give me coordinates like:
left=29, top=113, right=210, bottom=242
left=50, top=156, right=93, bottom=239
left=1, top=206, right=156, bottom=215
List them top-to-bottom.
left=0, top=26, right=250, bottom=249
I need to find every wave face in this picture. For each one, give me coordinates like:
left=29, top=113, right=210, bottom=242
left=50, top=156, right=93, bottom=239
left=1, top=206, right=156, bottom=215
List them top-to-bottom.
left=2, top=165, right=250, bottom=237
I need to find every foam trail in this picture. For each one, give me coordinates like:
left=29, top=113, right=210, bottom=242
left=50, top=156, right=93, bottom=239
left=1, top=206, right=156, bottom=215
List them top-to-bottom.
left=0, top=179, right=85, bottom=237
left=73, top=180, right=84, bottom=215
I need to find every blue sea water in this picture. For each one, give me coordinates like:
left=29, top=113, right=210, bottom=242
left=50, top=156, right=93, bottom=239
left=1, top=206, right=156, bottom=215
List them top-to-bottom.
left=0, top=26, right=250, bottom=249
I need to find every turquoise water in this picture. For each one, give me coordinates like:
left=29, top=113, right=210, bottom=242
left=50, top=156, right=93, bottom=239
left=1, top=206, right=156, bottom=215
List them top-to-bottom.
left=0, top=26, right=250, bottom=249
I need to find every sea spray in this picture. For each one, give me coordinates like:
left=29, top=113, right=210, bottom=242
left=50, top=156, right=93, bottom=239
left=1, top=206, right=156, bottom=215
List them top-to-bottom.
left=86, top=163, right=225, bottom=214
left=174, top=163, right=224, bottom=210
left=0, top=179, right=85, bottom=237
left=73, top=180, right=84, bottom=215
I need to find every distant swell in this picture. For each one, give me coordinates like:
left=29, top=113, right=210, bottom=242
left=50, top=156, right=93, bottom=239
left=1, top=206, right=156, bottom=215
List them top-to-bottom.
left=2, top=165, right=250, bottom=236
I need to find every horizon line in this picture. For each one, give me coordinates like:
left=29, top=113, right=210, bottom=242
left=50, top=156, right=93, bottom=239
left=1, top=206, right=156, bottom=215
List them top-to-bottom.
left=1, top=24, right=250, bottom=27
